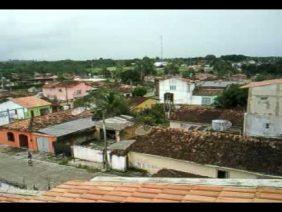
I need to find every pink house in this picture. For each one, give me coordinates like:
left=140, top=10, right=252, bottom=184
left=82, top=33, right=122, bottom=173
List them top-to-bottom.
left=43, top=81, right=93, bottom=101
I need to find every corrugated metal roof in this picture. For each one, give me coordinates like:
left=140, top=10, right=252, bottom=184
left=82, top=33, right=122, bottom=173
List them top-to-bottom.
left=38, top=117, right=96, bottom=137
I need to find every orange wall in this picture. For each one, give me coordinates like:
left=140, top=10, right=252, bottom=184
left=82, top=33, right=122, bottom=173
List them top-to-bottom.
left=0, top=129, right=56, bottom=153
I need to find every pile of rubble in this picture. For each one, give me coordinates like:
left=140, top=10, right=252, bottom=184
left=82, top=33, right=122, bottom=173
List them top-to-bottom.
left=170, top=107, right=244, bottom=127
left=129, top=127, right=282, bottom=176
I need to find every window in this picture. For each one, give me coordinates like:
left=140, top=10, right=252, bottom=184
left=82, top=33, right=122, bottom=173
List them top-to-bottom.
left=170, top=85, right=176, bottom=90
left=59, top=88, right=63, bottom=92
left=76, top=90, right=82, bottom=95
left=202, top=97, right=211, bottom=105
left=260, top=97, right=268, bottom=100
left=30, top=110, right=34, bottom=118
left=265, top=123, right=270, bottom=129
left=7, top=132, right=15, bottom=142
left=217, top=170, right=229, bottom=178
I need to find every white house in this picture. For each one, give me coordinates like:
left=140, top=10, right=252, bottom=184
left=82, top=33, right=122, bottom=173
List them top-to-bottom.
left=158, top=77, right=219, bottom=105
left=242, top=79, right=282, bottom=138
left=0, top=100, right=27, bottom=126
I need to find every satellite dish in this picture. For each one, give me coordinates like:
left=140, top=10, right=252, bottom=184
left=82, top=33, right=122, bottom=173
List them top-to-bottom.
left=71, top=107, right=85, bottom=116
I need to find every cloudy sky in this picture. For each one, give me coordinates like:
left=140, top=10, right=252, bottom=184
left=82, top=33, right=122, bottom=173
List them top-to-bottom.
left=0, top=10, right=282, bottom=61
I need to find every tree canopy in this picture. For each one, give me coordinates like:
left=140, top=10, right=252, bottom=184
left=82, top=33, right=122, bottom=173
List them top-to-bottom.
left=214, top=84, right=248, bottom=109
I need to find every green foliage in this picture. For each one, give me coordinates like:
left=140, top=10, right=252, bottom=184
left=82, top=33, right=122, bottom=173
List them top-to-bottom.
left=220, top=54, right=248, bottom=62
left=134, top=57, right=155, bottom=80
left=212, top=59, right=236, bottom=76
left=243, top=60, right=282, bottom=78
left=164, top=62, right=180, bottom=75
left=101, top=67, right=112, bottom=78
left=120, top=69, right=141, bottom=84
left=181, top=69, right=195, bottom=78
left=214, top=84, right=248, bottom=109
left=132, top=86, right=147, bottom=97
left=91, top=88, right=129, bottom=119
left=135, top=104, right=168, bottom=126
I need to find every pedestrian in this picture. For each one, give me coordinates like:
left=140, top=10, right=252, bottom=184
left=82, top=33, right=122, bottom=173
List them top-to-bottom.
left=28, top=151, right=33, bottom=166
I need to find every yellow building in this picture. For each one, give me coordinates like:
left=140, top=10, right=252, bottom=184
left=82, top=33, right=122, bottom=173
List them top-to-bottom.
left=130, top=97, right=158, bottom=113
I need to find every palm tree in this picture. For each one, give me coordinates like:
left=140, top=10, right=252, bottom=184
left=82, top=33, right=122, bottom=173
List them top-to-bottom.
left=91, top=88, right=129, bottom=170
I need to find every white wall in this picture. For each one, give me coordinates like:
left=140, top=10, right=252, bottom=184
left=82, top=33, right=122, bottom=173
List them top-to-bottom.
left=158, top=78, right=216, bottom=105
left=159, top=78, right=195, bottom=104
left=0, top=101, right=26, bottom=126
left=244, top=113, right=282, bottom=138
left=72, top=145, right=127, bottom=171
left=73, top=145, right=103, bottom=163
left=128, top=152, right=282, bottom=179
left=110, top=155, right=127, bottom=171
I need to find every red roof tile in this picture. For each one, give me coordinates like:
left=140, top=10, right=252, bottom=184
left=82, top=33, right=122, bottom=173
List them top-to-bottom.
left=11, top=96, right=51, bottom=108
left=1, top=179, right=282, bottom=203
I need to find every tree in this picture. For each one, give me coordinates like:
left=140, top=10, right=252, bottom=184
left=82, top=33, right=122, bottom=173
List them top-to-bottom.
left=135, top=57, right=155, bottom=82
left=212, top=59, right=236, bottom=77
left=164, top=62, right=179, bottom=75
left=101, top=67, right=111, bottom=78
left=120, top=69, right=141, bottom=84
left=181, top=69, right=195, bottom=78
left=214, top=84, right=248, bottom=109
left=132, top=86, right=147, bottom=97
left=91, top=89, right=129, bottom=170
left=135, top=104, right=168, bottom=126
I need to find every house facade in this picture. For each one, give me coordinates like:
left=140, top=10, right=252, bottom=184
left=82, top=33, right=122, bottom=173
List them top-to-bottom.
left=158, top=78, right=220, bottom=106
left=242, top=79, right=282, bottom=138
left=42, top=81, right=93, bottom=101
left=0, top=96, right=52, bottom=126
left=0, top=109, right=95, bottom=155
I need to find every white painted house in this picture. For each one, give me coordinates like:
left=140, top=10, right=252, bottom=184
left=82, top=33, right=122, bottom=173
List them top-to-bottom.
left=158, top=78, right=220, bottom=106
left=242, top=79, right=282, bottom=138
left=0, top=100, right=26, bottom=126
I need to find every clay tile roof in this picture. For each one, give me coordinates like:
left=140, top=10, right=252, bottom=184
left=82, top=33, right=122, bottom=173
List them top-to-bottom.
left=241, top=79, right=282, bottom=88
left=43, top=81, right=87, bottom=89
left=11, top=96, right=51, bottom=108
left=170, top=107, right=244, bottom=127
left=0, top=109, right=93, bottom=132
left=129, top=128, right=282, bottom=176
left=2, top=178, right=282, bottom=203
left=0, top=193, right=39, bottom=202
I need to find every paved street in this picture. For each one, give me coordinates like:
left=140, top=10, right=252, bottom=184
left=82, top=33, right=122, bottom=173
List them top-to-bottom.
left=0, top=151, right=109, bottom=191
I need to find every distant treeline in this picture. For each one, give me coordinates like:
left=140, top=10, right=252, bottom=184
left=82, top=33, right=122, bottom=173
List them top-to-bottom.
left=0, top=55, right=282, bottom=79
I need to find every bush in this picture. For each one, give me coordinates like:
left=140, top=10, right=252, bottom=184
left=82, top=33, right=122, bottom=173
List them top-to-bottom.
left=132, top=86, right=147, bottom=97
left=135, top=104, right=168, bottom=126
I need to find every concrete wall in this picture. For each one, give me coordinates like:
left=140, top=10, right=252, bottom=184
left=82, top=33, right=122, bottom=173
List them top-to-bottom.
left=158, top=78, right=216, bottom=105
left=159, top=78, right=195, bottom=104
left=43, top=82, right=92, bottom=101
left=244, top=83, right=282, bottom=138
left=0, top=101, right=26, bottom=126
left=244, top=113, right=282, bottom=138
left=0, top=129, right=56, bottom=153
left=72, top=145, right=127, bottom=171
left=73, top=145, right=104, bottom=163
left=128, top=152, right=282, bottom=179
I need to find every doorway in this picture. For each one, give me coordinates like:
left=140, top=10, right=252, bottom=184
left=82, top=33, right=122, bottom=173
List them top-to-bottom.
left=19, top=134, right=29, bottom=148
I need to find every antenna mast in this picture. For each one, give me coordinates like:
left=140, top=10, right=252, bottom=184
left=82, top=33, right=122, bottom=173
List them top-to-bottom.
left=160, top=35, right=163, bottom=62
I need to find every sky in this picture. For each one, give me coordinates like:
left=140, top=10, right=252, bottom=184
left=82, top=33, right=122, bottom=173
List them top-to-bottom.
left=0, top=10, right=282, bottom=61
